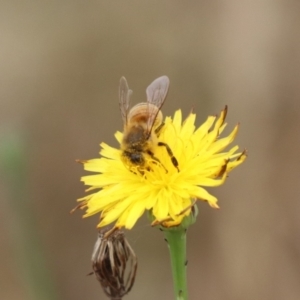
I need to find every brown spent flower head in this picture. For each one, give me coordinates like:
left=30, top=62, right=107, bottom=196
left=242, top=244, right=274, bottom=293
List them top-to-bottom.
left=91, top=229, right=138, bottom=299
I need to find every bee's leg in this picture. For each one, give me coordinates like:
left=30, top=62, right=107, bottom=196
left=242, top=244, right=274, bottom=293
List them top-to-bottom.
left=154, top=122, right=165, bottom=136
left=157, top=142, right=179, bottom=172
left=147, top=150, right=168, bottom=173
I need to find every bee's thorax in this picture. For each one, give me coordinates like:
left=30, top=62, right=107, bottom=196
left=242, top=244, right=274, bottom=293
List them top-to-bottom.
left=123, top=125, right=148, bottom=146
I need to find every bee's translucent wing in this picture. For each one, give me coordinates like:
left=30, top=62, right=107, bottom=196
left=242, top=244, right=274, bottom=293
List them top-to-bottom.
left=145, top=76, right=170, bottom=133
left=119, top=77, right=133, bottom=126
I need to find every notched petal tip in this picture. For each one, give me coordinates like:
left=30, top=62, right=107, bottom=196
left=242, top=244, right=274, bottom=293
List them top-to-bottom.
left=218, top=105, right=228, bottom=126
left=221, top=105, right=228, bottom=125
left=238, top=149, right=248, bottom=160
left=76, top=159, right=88, bottom=164
left=201, top=198, right=220, bottom=209
left=70, top=201, right=87, bottom=214
left=210, top=202, right=220, bottom=209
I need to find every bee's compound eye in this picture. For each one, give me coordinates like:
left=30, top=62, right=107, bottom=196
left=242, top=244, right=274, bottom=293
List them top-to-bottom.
left=130, top=153, right=144, bottom=164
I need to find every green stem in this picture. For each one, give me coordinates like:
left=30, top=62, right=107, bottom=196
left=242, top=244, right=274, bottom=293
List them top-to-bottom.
left=163, top=228, right=188, bottom=300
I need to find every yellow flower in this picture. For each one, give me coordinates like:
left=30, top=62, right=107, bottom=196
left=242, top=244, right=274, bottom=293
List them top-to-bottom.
left=76, top=106, right=246, bottom=230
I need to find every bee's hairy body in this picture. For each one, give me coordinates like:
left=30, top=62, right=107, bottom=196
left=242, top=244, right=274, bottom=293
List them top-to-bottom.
left=118, top=76, right=179, bottom=172
left=121, top=105, right=161, bottom=168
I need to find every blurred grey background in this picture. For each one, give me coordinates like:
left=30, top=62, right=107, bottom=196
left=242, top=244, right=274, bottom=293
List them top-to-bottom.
left=1, top=1, right=300, bottom=300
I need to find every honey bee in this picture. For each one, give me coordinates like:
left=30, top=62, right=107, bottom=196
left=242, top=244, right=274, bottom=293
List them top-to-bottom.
left=119, top=76, right=179, bottom=172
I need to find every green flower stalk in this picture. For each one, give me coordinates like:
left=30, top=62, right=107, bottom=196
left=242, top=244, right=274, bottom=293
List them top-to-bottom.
left=162, top=206, right=198, bottom=300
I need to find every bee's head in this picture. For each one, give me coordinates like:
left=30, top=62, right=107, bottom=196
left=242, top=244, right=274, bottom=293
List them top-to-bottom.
left=122, top=151, right=145, bottom=167
left=129, top=153, right=144, bottom=165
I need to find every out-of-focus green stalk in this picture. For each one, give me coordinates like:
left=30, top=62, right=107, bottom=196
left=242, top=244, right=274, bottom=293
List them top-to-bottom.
left=0, top=134, right=59, bottom=300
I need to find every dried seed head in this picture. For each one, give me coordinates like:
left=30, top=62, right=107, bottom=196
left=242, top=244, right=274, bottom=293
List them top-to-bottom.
left=91, top=229, right=138, bottom=299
